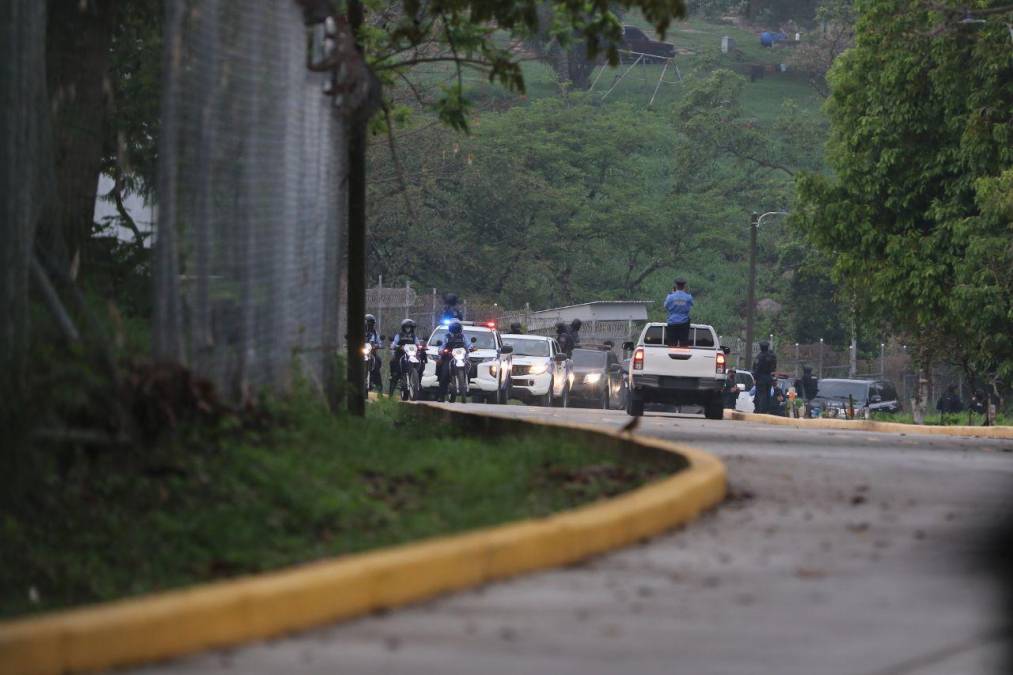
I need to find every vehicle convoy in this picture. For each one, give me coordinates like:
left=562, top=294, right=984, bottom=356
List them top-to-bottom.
left=422, top=322, right=513, bottom=403
left=623, top=323, right=728, bottom=419
left=501, top=334, right=572, bottom=407
left=569, top=346, right=625, bottom=409
left=810, top=378, right=901, bottom=418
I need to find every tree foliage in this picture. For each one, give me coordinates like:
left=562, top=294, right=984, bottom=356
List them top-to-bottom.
left=796, top=0, right=1013, bottom=385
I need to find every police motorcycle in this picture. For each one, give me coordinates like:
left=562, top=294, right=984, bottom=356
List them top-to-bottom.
left=363, top=314, right=382, bottom=394
left=390, top=319, right=424, bottom=401
left=440, top=321, right=471, bottom=403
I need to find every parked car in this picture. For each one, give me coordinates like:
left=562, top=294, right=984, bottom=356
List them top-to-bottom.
left=621, top=25, right=676, bottom=61
left=422, top=322, right=513, bottom=403
left=501, top=333, right=572, bottom=407
left=568, top=346, right=625, bottom=409
left=810, top=378, right=901, bottom=418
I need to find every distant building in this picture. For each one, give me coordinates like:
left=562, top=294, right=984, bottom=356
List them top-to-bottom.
left=526, top=301, right=653, bottom=344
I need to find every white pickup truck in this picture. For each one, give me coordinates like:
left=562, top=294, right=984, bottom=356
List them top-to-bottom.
left=622, top=322, right=728, bottom=420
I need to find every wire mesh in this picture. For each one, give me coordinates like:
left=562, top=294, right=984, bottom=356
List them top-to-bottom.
left=154, top=0, right=346, bottom=402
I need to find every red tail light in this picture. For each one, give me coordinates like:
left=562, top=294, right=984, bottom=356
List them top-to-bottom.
left=633, top=348, right=645, bottom=370
left=716, top=352, right=727, bottom=374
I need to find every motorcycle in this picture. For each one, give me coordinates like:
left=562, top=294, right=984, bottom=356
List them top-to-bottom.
left=363, top=342, right=379, bottom=394
left=397, top=343, right=422, bottom=401
left=446, top=346, right=470, bottom=403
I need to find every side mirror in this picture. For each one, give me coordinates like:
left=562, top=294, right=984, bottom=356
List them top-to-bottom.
left=434, top=339, right=443, bottom=346
left=622, top=341, right=635, bottom=351
left=500, top=345, right=513, bottom=354
left=554, top=353, right=568, bottom=363
left=609, top=363, right=622, bottom=372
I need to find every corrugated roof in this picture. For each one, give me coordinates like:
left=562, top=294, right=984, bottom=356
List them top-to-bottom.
left=529, top=300, right=654, bottom=315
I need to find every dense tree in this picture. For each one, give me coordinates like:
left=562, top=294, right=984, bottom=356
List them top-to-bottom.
left=796, top=0, right=1013, bottom=418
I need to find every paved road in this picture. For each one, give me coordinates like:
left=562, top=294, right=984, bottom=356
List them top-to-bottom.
left=137, top=406, right=1013, bottom=675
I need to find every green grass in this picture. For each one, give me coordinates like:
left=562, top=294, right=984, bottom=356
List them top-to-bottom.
left=0, top=394, right=680, bottom=619
left=870, top=411, right=1011, bottom=427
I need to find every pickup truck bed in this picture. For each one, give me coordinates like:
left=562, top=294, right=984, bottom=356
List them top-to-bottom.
left=625, top=323, right=727, bottom=419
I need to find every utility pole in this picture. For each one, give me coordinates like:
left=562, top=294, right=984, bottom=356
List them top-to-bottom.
left=744, top=210, right=788, bottom=371
left=744, top=212, right=759, bottom=370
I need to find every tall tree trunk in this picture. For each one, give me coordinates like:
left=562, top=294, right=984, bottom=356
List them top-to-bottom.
left=0, top=0, right=50, bottom=398
left=42, top=0, right=118, bottom=266
left=912, top=348, right=932, bottom=425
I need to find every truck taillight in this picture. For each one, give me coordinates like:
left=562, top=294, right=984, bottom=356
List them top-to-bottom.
left=633, top=348, right=645, bottom=370
left=716, top=352, right=727, bottom=374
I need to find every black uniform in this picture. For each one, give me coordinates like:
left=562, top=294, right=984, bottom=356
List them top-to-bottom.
left=752, top=346, right=777, bottom=414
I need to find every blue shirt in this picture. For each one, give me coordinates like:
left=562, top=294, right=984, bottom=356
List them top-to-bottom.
left=664, top=290, right=694, bottom=324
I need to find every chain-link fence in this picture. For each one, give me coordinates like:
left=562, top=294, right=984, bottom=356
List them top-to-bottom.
left=154, top=1, right=346, bottom=402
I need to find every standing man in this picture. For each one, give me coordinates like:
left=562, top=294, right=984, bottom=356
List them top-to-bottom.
left=664, top=278, right=693, bottom=347
left=440, top=293, right=463, bottom=323
left=569, top=318, right=583, bottom=347
left=509, top=321, right=523, bottom=335
left=556, top=322, right=575, bottom=357
left=752, top=341, right=777, bottom=414
left=801, top=366, right=818, bottom=401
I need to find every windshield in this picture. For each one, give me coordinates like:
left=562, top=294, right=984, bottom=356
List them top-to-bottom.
left=429, top=327, right=498, bottom=349
left=502, top=337, right=549, bottom=357
left=572, top=349, right=607, bottom=368
left=817, top=380, right=870, bottom=400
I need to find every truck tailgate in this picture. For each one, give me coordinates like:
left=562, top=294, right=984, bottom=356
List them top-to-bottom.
left=641, top=345, right=717, bottom=379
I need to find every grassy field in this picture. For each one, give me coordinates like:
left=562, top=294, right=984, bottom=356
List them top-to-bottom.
left=419, top=14, right=824, bottom=122
left=0, top=395, right=680, bottom=619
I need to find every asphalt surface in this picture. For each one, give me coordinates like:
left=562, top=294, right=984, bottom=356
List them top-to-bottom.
left=135, top=405, right=1013, bottom=675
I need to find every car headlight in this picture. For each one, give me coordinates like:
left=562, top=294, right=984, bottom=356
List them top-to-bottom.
left=529, top=362, right=548, bottom=375
left=583, top=373, right=602, bottom=384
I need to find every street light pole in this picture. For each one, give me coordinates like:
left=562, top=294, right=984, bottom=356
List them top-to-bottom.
left=744, top=210, right=788, bottom=371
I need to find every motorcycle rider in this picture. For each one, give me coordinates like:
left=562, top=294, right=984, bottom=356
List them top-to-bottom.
left=440, top=293, right=464, bottom=323
left=364, top=314, right=382, bottom=393
left=388, top=319, right=424, bottom=396
left=437, top=320, right=470, bottom=402
left=556, top=321, right=575, bottom=357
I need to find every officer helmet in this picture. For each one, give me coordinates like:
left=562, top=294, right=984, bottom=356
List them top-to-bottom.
left=365, top=313, right=376, bottom=324
left=401, top=319, right=416, bottom=333
left=448, top=320, right=463, bottom=336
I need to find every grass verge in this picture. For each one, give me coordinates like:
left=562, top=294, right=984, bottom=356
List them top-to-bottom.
left=0, top=394, right=680, bottom=620
left=870, top=411, right=1010, bottom=427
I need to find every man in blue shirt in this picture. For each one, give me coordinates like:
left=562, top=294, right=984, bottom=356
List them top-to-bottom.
left=664, top=278, right=694, bottom=347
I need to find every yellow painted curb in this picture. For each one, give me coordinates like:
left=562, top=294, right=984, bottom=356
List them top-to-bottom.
left=0, top=404, right=726, bottom=675
left=724, top=409, right=1013, bottom=439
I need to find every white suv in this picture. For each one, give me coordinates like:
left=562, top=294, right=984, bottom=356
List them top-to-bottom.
left=422, top=322, right=513, bottom=403
left=501, top=334, right=572, bottom=407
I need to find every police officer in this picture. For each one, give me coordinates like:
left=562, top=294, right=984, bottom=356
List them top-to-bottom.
left=664, top=278, right=693, bottom=347
left=440, top=293, right=464, bottom=323
left=364, top=314, right=382, bottom=393
left=569, top=318, right=583, bottom=347
left=388, top=319, right=422, bottom=396
left=437, top=320, right=470, bottom=402
left=509, top=321, right=523, bottom=335
left=556, top=322, right=575, bottom=357
left=752, top=341, right=777, bottom=414
left=722, top=368, right=739, bottom=409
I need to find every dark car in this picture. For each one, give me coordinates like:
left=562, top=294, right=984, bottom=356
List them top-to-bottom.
left=621, top=25, right=676, bottom=61
left=569, top=347, right=624, bottom=409
left=810, top=378, right=901, bottom=418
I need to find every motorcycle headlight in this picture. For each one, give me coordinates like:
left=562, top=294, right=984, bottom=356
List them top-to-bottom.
left=362, top=344, right=371, bottom=355
left=529, top=362, right=548, bottom=375
left=583, top=372, right=602, bottom=384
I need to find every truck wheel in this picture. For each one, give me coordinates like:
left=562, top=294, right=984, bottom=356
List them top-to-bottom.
left=626, top=393, right=644, bottom=417
left=704, top=394, right=724, bottom=420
